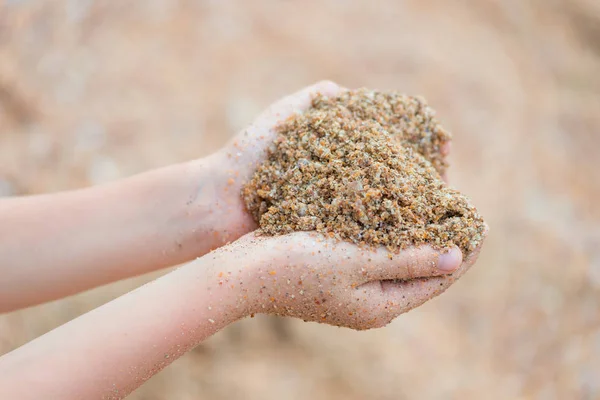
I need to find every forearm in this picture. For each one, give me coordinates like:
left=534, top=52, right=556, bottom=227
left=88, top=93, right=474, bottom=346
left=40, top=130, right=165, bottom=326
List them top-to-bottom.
left=0, top=153, right=248, bottom=312
left=0, top=229, right=475, bottom=398
left=0, top=249, right=253, bottom=399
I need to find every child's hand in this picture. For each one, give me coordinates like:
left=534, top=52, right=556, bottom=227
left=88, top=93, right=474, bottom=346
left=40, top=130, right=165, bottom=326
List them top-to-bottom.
left=199, top=80, right=454, bottom=245
left=197, top=81, right=343, bottom=245
left=209, top=231, right=485, bottom=330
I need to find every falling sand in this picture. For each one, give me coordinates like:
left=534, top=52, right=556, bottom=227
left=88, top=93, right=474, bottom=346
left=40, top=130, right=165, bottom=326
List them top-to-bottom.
left=242, top=89, right=487, bottom=256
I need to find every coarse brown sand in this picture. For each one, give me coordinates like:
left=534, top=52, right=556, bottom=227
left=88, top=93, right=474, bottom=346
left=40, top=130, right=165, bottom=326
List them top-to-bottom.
left=242, top=89, right=486, bottom=255
left=314, top=90, right=452, bottom=175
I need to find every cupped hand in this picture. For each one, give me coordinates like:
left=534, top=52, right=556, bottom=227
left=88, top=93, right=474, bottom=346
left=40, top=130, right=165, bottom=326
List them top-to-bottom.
left=195, top=81, right=470, bottom=330
left=202, top=81, right=344, bottom=243
left=204, top=81, right=454, bottom=243
left=212, top=230, right=484, bottom=330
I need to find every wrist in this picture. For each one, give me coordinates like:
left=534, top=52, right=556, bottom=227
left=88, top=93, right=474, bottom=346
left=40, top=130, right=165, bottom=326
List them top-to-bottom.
left=182, top=151, right=257, bottom=242
left=155, top=154, right=248, bottom=262
left=209, top=234, right=300, bottom=317
left=195, top=235, right=273, bottom=320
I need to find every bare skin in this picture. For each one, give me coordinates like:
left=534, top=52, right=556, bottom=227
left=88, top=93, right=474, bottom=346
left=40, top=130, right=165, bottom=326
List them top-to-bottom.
left=0, top=81, right=485, bottom=399
left=0, top=81, right=340, bottom=312
left=0, top=232, right=479, bottom=399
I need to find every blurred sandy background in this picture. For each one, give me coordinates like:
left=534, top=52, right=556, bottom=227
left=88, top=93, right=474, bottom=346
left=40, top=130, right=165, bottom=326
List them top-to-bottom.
left=1, top=1, right=600, bottom=399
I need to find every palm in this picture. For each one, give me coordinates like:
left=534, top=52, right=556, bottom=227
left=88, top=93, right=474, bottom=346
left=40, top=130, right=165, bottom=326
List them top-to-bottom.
left=236, top=231, right=484, bottom=330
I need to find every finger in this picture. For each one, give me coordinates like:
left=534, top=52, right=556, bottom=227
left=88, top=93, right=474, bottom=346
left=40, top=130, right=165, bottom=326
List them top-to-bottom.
left=229, top=80, right=345, bottom=170
left=253, top=80, right=344, bottom=130
left=440, top=141, right=451, bottom=156
left=440, top=141, right=451, bottom=183
left=441, top=171, right=449, bottom=183
left=377, top=225, right=487, bottom=315
left=275, top=233, right=462, bottom=282
left=348, top=237, right=485, bottom=330
left=353, top=245, right=462, bottom=283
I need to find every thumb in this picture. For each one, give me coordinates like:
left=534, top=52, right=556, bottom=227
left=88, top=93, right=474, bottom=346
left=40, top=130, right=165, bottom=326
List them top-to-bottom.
left=230, top=80, right=344, bottom=165
left=253, top=80, right=343, bottom=132
left=356, top=246, right=462, bottom=283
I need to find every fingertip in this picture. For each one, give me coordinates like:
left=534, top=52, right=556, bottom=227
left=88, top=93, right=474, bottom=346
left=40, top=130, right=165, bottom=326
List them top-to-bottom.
left=313, top=80, right=342, bottom=96
left=255, top=81, right=344, bottom=127
left=271, top=81, right=342, bottom=116
left=441, top=141, right=452, bottom=156
left=441, top=171, right=449, bottom=183
left=437, top=247, right=462, bottom=272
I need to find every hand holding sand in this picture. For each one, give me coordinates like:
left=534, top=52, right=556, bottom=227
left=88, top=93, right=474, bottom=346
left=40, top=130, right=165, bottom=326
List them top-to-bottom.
left=204, top=80, right=488, bottom=329
left=200, top=81, right=345, bottom=242
left=0, top=82, right=487, bottom=399
left=238, top=82, right=487, bottom=320
left=211, top=232, right=467, bottom=330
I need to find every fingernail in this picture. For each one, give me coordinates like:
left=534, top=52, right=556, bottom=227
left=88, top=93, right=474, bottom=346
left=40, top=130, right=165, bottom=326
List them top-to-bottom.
left=437, top=248, right=462, bottom=272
